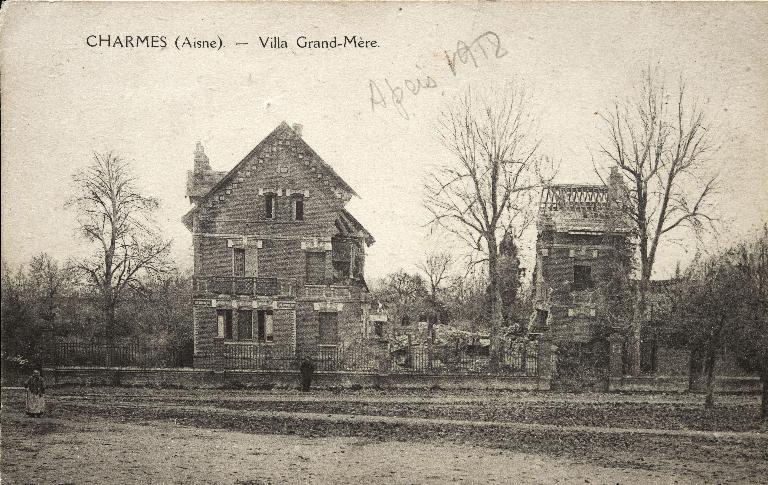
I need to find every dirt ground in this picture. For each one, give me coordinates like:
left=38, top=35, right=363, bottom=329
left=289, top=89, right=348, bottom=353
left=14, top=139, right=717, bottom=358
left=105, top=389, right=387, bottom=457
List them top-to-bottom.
left=2, top=387, right=766, bottom=484
left=2, top=411, right=698, bottom=484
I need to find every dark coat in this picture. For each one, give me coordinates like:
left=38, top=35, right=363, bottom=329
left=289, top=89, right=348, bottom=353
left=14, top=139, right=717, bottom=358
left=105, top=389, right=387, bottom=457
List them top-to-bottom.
left=25, top=375, right=45, bottom=395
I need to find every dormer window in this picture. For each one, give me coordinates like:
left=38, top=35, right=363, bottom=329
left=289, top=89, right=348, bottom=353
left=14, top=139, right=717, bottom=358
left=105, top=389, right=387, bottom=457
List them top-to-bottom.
left=265, top=194, right=277, bottom=219
left=293, top=197, right=304, bottom=221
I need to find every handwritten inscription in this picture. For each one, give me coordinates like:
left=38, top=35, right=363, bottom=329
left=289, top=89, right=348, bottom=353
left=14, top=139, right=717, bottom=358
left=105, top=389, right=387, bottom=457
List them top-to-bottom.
left=369, top=31, right=506, bottom=119
left=444, top=31, right=507, bottom=76
left=368, top=74, right=438, bottom=120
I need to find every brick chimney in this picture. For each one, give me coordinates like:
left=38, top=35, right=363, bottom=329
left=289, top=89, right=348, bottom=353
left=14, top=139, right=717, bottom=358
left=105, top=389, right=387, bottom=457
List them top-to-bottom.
left=291, top=123, right=303, bottom=138
left=194, top=141, right=211, bottom=173
left=607, top=166, right=628, bottom=211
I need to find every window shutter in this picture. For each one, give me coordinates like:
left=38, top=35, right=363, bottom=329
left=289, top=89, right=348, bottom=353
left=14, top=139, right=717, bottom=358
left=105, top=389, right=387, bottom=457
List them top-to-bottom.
left=245, top=244, right=258, bottom=277
left=233, top=248, right=246, bottom=277
left=217, top=311, right=225, bottom=338
left=265, top=311, right=274, bottom=342
left=318, top=312, right=338, bottom=345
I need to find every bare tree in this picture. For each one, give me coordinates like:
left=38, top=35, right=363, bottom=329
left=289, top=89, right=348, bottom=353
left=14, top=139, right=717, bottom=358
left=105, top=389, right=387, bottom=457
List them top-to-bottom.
left=596, top=67, right=718, bottom=376
left=425, top=83, right=553, bottom=369
left=67, top=152, right=172, bottom=359
left=418, top=251, right=453, bottom=368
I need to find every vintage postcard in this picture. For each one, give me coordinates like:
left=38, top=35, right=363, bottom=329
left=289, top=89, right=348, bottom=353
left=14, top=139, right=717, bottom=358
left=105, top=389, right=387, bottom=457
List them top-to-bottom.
left=1, top=1, right=767, bottom=483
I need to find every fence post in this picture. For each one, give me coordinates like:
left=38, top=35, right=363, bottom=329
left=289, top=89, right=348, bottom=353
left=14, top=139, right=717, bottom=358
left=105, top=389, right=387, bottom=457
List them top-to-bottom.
left=608, top=334, right=624, bottom=379
left=212, top=337, right=225, bottom=371
left=536, top=337, right=556, bottom=378
left=520, top=343, right=528, bottom=373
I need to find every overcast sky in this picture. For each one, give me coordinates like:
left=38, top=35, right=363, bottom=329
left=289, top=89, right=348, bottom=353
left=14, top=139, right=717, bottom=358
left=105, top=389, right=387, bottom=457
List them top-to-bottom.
left=1, top=1, right=766, bottom=281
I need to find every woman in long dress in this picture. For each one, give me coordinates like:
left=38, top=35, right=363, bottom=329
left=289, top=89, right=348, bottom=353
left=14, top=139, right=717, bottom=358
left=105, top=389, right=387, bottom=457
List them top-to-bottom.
left=24, top=369, right=46, bottom=417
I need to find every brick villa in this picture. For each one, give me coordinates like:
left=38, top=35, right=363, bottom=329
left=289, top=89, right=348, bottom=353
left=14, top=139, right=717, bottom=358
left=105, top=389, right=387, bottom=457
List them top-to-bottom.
left=182, top=122, right=376, bottom=368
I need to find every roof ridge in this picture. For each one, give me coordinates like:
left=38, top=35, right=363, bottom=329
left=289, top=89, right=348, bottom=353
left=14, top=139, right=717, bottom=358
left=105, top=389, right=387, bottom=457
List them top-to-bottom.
left=185, top=122, right=358, bottom=219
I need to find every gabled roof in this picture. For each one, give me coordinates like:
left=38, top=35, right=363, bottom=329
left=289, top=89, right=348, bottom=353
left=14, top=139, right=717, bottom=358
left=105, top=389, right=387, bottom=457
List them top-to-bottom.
left=183, top=121, right=358, bottom=228
left=204, top=122, right=357, bottom=200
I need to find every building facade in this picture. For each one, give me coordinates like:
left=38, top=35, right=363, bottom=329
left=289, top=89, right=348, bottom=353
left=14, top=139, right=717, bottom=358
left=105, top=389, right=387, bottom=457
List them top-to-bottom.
left=183, top=122, right=376, bottom=368
left=531, top=168, right=633, bottom=345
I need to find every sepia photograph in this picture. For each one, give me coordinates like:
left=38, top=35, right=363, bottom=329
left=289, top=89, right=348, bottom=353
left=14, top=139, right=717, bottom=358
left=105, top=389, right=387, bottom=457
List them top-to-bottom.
left=1, top=1, right=767, bottom=483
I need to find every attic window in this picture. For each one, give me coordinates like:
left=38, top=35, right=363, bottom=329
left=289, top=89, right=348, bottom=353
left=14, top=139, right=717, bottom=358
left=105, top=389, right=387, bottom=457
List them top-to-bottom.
left=265, top=194, right=277, bottom=219
left=293, top=197, right=304, bottom=221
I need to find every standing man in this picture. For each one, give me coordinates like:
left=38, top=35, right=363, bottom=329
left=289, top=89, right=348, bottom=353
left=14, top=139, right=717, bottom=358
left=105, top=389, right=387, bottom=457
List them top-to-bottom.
left=299, top=357, right=316, bottom=392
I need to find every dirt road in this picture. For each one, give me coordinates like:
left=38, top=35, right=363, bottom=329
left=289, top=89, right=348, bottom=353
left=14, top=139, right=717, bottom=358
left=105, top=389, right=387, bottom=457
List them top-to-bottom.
left=2, top=388, right=766, bottom=484
left=2, top=410, right=699, bottom=484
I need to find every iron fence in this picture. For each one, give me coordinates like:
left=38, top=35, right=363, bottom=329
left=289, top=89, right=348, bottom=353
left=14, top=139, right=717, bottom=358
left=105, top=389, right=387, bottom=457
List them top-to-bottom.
left=51, top=342, right=190, bottom=368
left=51, top=342, right=539, bottom=376
left=222, top=345, right=538, bottom=376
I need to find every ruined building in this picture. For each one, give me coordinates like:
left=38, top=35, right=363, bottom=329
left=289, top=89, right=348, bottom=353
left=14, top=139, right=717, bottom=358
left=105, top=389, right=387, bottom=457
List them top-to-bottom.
left=182, top=122, right=375, bottom=367
left=531, top=168, right=633, bottom=345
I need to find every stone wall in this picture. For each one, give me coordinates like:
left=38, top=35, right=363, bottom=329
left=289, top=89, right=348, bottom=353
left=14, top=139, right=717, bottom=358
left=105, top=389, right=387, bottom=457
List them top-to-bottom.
left=42, top=367, right=551, bottom=391
left=607, top=375, right=762, bottom=393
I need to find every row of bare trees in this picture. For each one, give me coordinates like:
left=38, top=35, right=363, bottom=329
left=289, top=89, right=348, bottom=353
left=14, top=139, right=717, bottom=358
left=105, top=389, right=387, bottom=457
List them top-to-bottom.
left=423, top=67, right=721, bottom=375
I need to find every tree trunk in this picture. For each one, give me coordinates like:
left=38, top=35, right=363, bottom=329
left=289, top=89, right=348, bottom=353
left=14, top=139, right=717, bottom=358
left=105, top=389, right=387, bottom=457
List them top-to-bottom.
left=487, top=239, right=503, bottom=372
left=629, top=277, right=648, bottom=376
left=104, top=294, right=116, bottom=367
left=703, top=342, right=717, bottom=410
left=687, top=345, right=700, bottom=390
left=761, top=362, right=768, bottom=420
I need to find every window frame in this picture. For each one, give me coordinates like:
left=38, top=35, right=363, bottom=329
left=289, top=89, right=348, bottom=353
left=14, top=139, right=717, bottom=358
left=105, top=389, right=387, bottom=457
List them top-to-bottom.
left=264, top=193, right=277, bottom=220
left=292, top=197, right=305, bottom=221
left=232, top=247, right=246, bottom=277
left=305, top=251, right=327, bottom=285
left=573, top=264, right=593, bottom=291
left=217, top=309, right=233, bottom=340
left=237, top=309, right=253, bottom=341
left=256, top=309, right=274, bottom=343
left=318, top=311, right=338, bottom=346
left=373, top=321, right=385, bottom=339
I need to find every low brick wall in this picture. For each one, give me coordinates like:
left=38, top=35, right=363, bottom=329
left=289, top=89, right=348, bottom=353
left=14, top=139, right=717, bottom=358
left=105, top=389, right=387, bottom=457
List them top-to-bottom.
left=43, top=367, right=550, bottom=391
left=607, top=375, right=762, bottom=393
